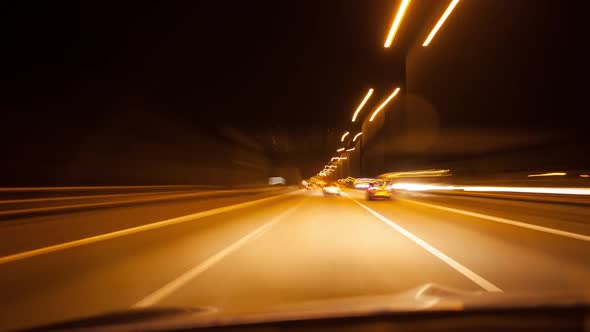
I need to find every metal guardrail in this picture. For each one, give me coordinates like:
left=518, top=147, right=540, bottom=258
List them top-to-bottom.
left=0, top=185, right=292, bottom=219
left=0, top=185, right=218, bottom=192
left=0, top=185, right=222, bottom=202
left=417, top=190, right=590, bottom=207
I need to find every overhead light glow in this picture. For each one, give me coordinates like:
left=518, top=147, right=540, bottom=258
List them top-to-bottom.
left=384, top=0, right=411, bottom=48
left=422, top=0, right=460, bottom=47
left=369, top=87, right=401, bottom=122
left=351, top=89, right=374, bottom=122
left=341, top=131, right=350, bottom=142
left=352, top=132, right=362, bottom=142
left=337, top=147, right=345, bottom=152
left=346, top=148, right=355, bottom=152
left=381, top=169, right=451, bottom=179
left=527, top=172, right=567, bottom=177
left=581, top=174, right=590, bottom=178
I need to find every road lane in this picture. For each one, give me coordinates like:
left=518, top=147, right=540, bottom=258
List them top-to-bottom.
left=0, top=187, right=294, bottom=257
left=2, top=188, right=590, bottom=330
left=159, top=190, right=485, bottom=312
left=344, top=190, right=590, bottom=293
left=399, top=191, right=590, bottom=237
left=0, top=192, right=305, bottom=330
left=349, top=197, right=502, bottom=292
left=402, top=198, right=590, bottom=242
left=133, top=200, right=307, bottom=308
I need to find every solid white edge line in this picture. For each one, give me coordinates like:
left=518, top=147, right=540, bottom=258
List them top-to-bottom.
left=0, top=190, right=303, bottom=265
left=344, top=194, right=502, bottom=293
left=402, top=199, right=590, bottom=243
left=133, top=200, right=306, bottom=307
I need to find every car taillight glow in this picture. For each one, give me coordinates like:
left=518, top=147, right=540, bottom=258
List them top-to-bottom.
left=324, top=186, right=340, bottom=193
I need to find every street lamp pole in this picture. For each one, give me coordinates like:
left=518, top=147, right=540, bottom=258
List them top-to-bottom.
left=351, top=132, right=363, bottom=178
left=359, top=136, right=363, bottom=177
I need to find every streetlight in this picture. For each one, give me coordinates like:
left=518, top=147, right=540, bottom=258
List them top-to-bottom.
left=384, top=0, right=411, bottom=48
left=422, top=0, right=460, bottom=47
left=369, top=87, right=401, bottom=122
left=351, top=89, right=374, bottom=122
left=340, top=131, right=350, bottom=142
left=345, top=132, right=364, bottom=177
left=352, top=132, right=362, bottom=142
left=356, top=133, right=364, bottom=177
left=336, top=147, right=345, bottom=152
left=528, top=172, right=567, bottom=177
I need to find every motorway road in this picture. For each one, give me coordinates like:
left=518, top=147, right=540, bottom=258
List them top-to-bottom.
left=1, top=188, right=590, bottom=330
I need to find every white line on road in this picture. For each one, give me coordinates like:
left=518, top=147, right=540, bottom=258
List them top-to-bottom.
left=0, top=190, right=302, bottom=265
left=345, top=195, right=503, bottom=293
left=402, top=199, right=590, bottom=242
left=133, top=200, right=306, bottom=307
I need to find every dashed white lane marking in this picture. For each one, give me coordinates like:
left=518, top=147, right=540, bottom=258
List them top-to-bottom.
left=0, top=190, right=302, bottom=265
left=345, top=194, right=503, bottom=293
left=402, top=199, right=590, bottom=242
left=133, top=200, right=306, bottom=307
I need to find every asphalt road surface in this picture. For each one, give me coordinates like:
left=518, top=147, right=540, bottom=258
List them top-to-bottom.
left=1, top=188, right=590, bottom=330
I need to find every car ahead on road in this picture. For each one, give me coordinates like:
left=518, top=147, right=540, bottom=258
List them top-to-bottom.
left=366, top=181, right=392, bottom=200
left=322, top=183, right=341, bottom=196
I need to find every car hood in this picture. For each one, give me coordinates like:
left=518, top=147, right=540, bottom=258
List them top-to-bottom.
left=30, top=284, right=590, bottom=331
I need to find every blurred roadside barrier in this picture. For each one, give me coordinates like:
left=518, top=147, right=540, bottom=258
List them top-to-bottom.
left=0, top=185, right=294, bottom=219
left=402, top=189, right=590, bottom=206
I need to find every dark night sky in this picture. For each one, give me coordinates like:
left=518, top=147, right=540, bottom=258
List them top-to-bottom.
left=1, top=1, right=588, bottom=182
left=2, top=1, right=403, bottom=130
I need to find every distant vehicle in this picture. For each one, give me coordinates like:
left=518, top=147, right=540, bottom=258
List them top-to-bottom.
left=268, top=177, right=286, bottom=185
left=353, top=178, right=373, bottom=189
left=366, top=181, right=392, bottom=200
left=322, top=183, right=341, bottom=196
